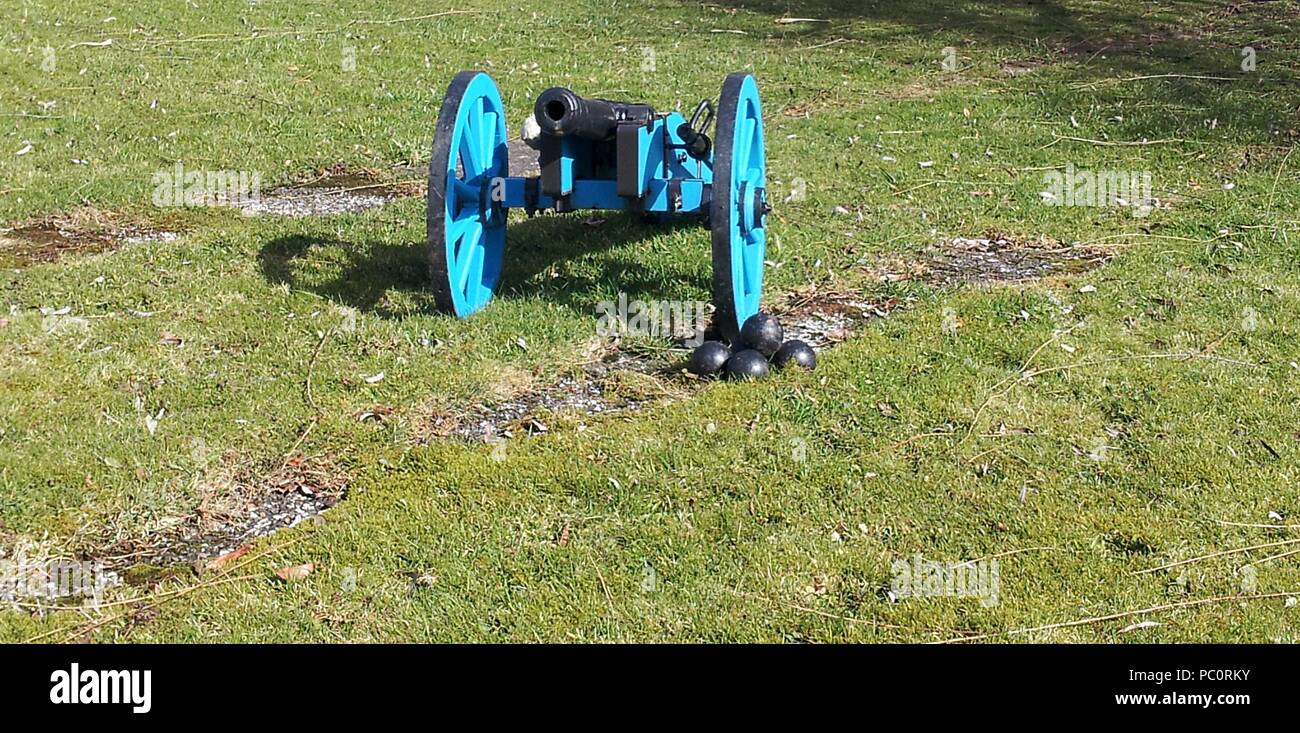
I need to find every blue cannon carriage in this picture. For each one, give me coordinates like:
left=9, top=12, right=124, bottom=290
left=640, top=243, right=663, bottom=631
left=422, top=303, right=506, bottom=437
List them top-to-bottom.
left=427, top=70, right=770, bottom=339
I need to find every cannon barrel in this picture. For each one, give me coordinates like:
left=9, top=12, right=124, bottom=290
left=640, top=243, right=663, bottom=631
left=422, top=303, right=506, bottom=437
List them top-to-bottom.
left=534, top=87, right=654, bottom=141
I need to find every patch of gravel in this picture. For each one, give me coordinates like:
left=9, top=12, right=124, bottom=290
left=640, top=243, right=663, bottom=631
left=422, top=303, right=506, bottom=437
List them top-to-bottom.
left=508, top=138, right=540, bottom=175
left=236, top=182, right=405, bottom=218
left=122, top=230, right=181, bottom=245
left=925, top=235, right=1109, bottom=285
left=776, top=288, right=905, bottom=349
left=782, top=309, right=859, bottom=348
left=454, top=375, right=648, bottom=442
left=97, top=457, right=348, bottom=574
left=142, top=488, right=336, bottom=567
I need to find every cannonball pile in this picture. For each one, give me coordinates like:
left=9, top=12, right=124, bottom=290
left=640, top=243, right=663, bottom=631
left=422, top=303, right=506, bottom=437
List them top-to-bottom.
left=687, top=312, right=818, bottom=381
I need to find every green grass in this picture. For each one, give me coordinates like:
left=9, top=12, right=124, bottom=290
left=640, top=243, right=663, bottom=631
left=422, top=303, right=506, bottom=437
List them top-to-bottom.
left=2, top=0, right=1299, bottom=642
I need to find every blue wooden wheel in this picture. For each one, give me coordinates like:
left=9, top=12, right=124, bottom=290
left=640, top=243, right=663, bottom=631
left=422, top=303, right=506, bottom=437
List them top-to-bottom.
left=427, top=71, right=508, bottom=318
left=710, top=72, right=768, bottom=341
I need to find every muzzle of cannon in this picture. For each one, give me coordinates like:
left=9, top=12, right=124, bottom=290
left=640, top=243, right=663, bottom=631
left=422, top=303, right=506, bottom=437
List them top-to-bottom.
left=533, top=87, right=655, bottom=141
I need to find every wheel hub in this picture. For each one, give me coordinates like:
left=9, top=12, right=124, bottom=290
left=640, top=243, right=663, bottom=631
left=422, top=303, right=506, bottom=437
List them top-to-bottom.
left=477, top=178, right=499, bottom=226
left=737, top=182, right=768, bottom=234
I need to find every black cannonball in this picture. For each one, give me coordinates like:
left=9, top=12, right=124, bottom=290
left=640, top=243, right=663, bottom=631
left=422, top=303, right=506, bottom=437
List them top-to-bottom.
left=739, top=312, right=783, bottom=356
left=772, top=339, right=817, bottom=371
left=687, top=341, right=731, bottom=377
left=724, top=349, right=770, bottom=381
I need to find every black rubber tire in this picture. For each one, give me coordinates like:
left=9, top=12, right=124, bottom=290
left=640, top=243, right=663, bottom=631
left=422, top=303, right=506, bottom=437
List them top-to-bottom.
left=710, top=72, right=761, bottom=342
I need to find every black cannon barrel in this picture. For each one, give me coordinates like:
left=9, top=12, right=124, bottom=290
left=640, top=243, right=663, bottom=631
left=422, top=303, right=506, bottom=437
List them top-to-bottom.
left=534, top=87, right=654, bottom=141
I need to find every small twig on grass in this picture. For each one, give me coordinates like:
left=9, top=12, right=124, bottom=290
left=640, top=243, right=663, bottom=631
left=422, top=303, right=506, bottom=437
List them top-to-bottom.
left=135, top=11, right=473, bottom=47
left=796, top=37, right=855, bottom=51
left=1071, top=73, right=1235, bottom=89
left=1081, top=73, right=1232, bottom=85
left=1040, top=135, right=1198, bottom=150
left=1267, top=145, right=1293, bottom=212
left=1073, top=231, right=1230, bottom=248
left=280, top=327, right=334, bottom=467
left=304, top=327, right=333, bottom=416
left=955, top=327, right=1072, bottom=450
left=890, top=430, right=956, bottom=448
left=1218, top=520, right=1300, bottom=530
left=23, top=534, right=306, bottom=643
left=1132, top=538, right=1300, bottom=575
left=954, top=546, right=1071, bottom=567
left=1252, top=547, right=1300, bottom=566
left=587, top=553, right=618, bottom=618
left=14, top=572, right=262, bottom=615
left=23, top=573, right=261, bottom=644
left=728, top=589, right=919, bottom=632
left=933, top=592, right=1297, bottom=644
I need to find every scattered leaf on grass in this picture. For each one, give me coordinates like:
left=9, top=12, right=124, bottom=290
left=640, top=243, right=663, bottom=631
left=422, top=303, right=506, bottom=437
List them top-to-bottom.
left=159, top=330, right=183, bottom=347
left=363, top=371, right=385, bottom=384
left=357, top=405, right=394, bottom=423
left=144, top=408, right=164, bottom=436
left=518, top=415, right=548, bottom=434
left=204, top=545, right=250, bottom=572
left=275, top=562, right=314, bottom=581
left=809, top=574, right=828, bottom=595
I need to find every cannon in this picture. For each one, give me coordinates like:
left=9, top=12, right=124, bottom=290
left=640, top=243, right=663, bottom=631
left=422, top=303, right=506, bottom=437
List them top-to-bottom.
left=426, top=70, right=770, bottom=340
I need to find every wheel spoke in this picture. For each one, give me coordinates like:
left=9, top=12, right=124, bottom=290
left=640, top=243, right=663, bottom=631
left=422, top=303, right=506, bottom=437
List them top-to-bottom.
left=459, top=105, right=481, bottom=177
left=479, top=110, right=498, bottom=174
left=735, top=116, right=756, bottom=181
left=447, top=211, right=478, bottom=245
left=456, top=225, right=484, bottom=293
left=743, top=234, right=763, bottom=296
left=466, top=245, right=486, bottom=300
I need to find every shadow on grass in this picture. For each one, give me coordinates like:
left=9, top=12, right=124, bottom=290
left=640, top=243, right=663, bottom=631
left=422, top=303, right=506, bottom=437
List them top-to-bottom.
left=706, top=0, right=1295, bottom=142
left=257, top=212, right=710, bottom=318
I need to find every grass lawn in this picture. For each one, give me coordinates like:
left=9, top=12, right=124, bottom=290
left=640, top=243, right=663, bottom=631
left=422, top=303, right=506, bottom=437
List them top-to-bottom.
left=2, top=0, right=1299, bottom=642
